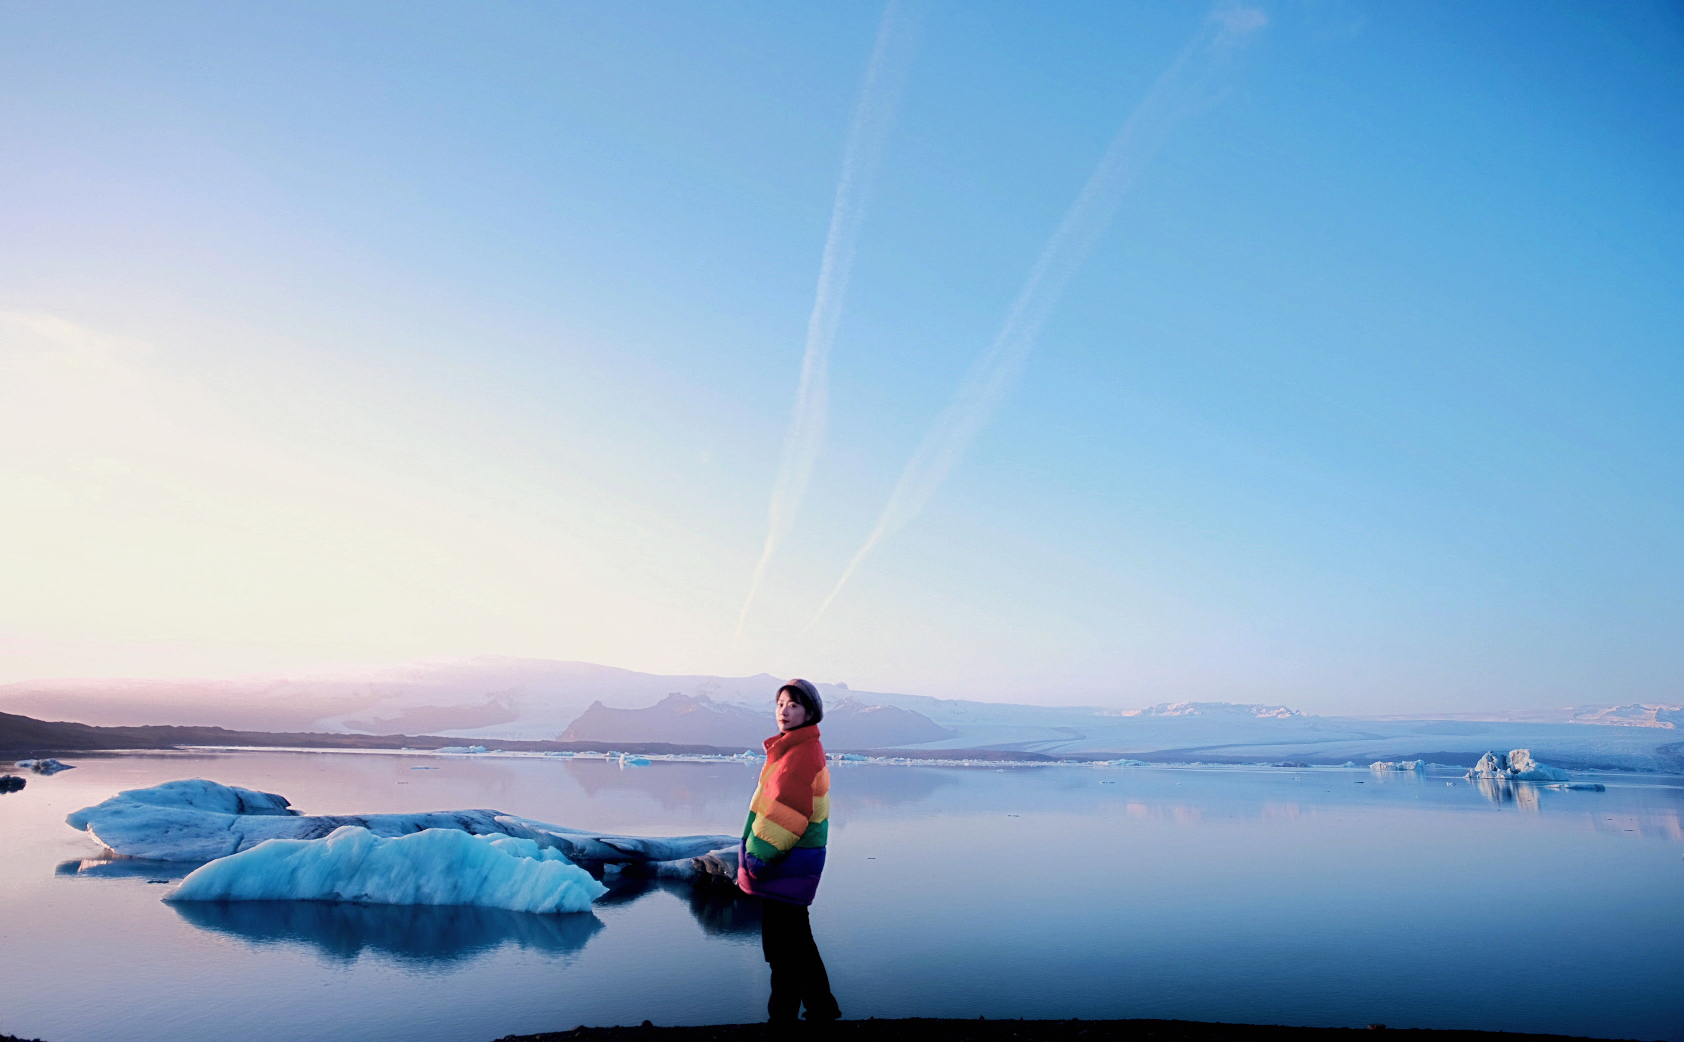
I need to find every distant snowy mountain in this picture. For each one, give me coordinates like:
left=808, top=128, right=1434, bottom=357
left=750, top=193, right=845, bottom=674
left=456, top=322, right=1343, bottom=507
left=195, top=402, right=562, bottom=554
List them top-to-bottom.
left=1, top=656, right=1678, bottom=770
left=0, top=658, right=788, bottom=740
left=560, top=692, right=953, bottom=751
left=562, top=694, right=766, bottom=747
left=1108, top=701, right=1305, bottom=720
left=1380, top=702, right=1684, bottom=729
left=1566, top=704, right=1681, bottom=729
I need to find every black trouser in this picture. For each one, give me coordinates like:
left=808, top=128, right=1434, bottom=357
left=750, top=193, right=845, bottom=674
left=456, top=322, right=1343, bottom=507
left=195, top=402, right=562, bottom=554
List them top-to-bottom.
left=760, top=898, right=839, bottom=1023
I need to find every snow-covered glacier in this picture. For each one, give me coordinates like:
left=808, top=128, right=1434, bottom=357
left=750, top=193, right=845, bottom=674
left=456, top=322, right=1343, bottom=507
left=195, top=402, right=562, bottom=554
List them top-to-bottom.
left=1466, top=748, right=1571, bottom=782
left=66, top=779, right=737, bottom=884
left=167, top=826, right=607, bottom=914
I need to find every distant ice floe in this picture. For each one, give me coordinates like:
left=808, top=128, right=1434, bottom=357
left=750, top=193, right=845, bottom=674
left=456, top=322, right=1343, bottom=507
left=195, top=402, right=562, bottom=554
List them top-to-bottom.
left=435, top=745, right=490, bottom=754
left=1466, top=749, right=1570, bottom=782
left=16, top=758, right=74, bottom=774
left=1108, top=758, right=1152, bottom=767
left=1369, top=759, right=1426, bottom=772
left=65, top=779, right=737, bottom=894
left=167, top=826, right=608, bottom=914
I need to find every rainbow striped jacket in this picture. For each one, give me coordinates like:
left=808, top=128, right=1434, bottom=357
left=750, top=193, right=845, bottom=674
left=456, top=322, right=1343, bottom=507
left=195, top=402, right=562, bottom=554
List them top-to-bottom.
left=737, top=724, right=830, bottom=905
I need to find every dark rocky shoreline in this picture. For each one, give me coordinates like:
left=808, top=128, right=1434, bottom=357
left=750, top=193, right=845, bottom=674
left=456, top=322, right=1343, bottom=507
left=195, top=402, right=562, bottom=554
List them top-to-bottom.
left=3, top=1018, right=1654, bottom=1042
left=491, top=1020, right=1651, bottom=1042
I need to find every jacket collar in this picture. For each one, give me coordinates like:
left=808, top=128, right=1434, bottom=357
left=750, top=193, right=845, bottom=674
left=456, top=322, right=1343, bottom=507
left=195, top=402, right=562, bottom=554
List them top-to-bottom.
left=763, top=724, right=821, bottom=756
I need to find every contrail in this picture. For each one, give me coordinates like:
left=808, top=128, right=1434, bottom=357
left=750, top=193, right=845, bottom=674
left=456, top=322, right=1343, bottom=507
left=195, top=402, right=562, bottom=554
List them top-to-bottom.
left=733, top=0, right=917, bottom=645
left=809, top=5, right=1267, bottom=628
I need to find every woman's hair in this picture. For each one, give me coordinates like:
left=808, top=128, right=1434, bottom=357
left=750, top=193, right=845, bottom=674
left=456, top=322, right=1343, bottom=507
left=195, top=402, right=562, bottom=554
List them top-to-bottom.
left=778, top=678, right=824, bottom=728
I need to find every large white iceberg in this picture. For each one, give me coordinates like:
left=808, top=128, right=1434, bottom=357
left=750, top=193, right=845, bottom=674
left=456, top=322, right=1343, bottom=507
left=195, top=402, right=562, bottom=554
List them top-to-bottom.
left=1466, top=748, right=1570, bottom=782
left=1369, top=759, right=1426, bottom=772
left=66, top=779, right=737, bottom=877
left=167, top=826, right=608, bottom=914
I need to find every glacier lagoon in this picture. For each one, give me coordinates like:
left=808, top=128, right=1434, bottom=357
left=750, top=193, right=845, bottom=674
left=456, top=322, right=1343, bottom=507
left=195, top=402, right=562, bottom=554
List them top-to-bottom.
left=2, top=749, right=1681, bottom=1042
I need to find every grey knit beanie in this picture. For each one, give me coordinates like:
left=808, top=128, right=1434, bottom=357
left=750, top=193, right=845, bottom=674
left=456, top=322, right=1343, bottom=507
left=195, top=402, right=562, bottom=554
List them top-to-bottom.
left=778, top=678, right=823, bottom=728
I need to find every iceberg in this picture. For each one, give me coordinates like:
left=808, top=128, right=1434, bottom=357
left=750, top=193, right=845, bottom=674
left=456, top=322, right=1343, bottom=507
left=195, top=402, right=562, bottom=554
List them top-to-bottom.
left=1466, top=749, right=1570, bottom=782
left=16, top=757, right=74, bottom=774
left=1369, top=759, right=1426, bottom=771
left=66, top=779, right=737, bottom=871
left=167, top=826, right=608, bottom=914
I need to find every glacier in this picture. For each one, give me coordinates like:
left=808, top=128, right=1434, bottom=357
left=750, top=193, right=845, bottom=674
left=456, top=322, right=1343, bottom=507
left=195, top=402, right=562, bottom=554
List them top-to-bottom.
left=1466, top=749, right=1571, bottom=782
left=66, top=779, right=738, bottom=881
left=166, top=826, right=608, bottom=914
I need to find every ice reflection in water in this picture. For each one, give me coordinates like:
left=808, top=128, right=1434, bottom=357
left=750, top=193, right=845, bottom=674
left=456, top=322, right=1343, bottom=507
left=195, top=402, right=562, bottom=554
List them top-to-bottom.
left=1471, top=776, right=1542, bottom=809
left=159, top=873, right=760, bottom=965
left=598, top=878, right=762, bottom=940
left=171, top=900, right=605, bottom=964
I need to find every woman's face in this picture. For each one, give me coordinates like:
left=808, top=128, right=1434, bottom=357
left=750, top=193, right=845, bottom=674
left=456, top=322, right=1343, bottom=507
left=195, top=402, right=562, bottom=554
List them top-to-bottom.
left=776, top=690, right=807, bottom=732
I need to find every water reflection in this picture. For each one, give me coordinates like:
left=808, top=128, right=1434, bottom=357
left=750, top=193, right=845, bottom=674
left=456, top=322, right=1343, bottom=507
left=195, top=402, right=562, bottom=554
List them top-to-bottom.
left=561, top=757, right=955, bottom=812
left=1364, top=769, right=1426, bottom=786
left=1470, top=776, right=1542, bottom=810
left=57, top=858, right=202, bottom=881
left=158, top=877, right=760, bottom=965
left=597, top=877, right=762, bottom=938
left=170, top=899, right=605, bottom=964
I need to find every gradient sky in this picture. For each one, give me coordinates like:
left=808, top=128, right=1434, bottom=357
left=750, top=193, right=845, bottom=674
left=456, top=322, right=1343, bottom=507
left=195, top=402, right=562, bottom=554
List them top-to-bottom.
left=2, top=1, right=1680, bottom=713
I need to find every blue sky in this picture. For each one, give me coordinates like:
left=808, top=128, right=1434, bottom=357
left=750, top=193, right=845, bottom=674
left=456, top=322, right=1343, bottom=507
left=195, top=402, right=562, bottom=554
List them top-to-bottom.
left=1, top=1, right=1680, bottom=712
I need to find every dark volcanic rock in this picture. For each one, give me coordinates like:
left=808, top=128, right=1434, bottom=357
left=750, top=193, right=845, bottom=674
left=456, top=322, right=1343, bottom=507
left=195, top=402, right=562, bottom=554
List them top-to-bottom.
left=0, top=774, right=24, bottom=793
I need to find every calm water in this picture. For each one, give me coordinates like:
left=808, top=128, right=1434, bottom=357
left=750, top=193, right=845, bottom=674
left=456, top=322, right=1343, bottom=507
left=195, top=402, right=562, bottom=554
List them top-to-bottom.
left=1, top=750, right=1680, bottom=1042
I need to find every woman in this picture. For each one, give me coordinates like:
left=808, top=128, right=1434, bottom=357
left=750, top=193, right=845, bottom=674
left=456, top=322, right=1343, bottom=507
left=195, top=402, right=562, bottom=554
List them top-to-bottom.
left=738, top=677, right=841, bottom=1024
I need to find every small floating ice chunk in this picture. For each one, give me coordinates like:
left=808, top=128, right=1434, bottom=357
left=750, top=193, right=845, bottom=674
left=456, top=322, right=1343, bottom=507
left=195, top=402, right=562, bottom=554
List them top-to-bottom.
left=1465, top=749, right=1570, bottom=782
left=833, top=753, right=869, bottom=762
left=618, top=754, right=651, bottom=767
left=16, top=758, right=75, bottom=774
left=1369, top=760, right=1426, bottom=772
left=167, top=826, right=608, bottom=913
